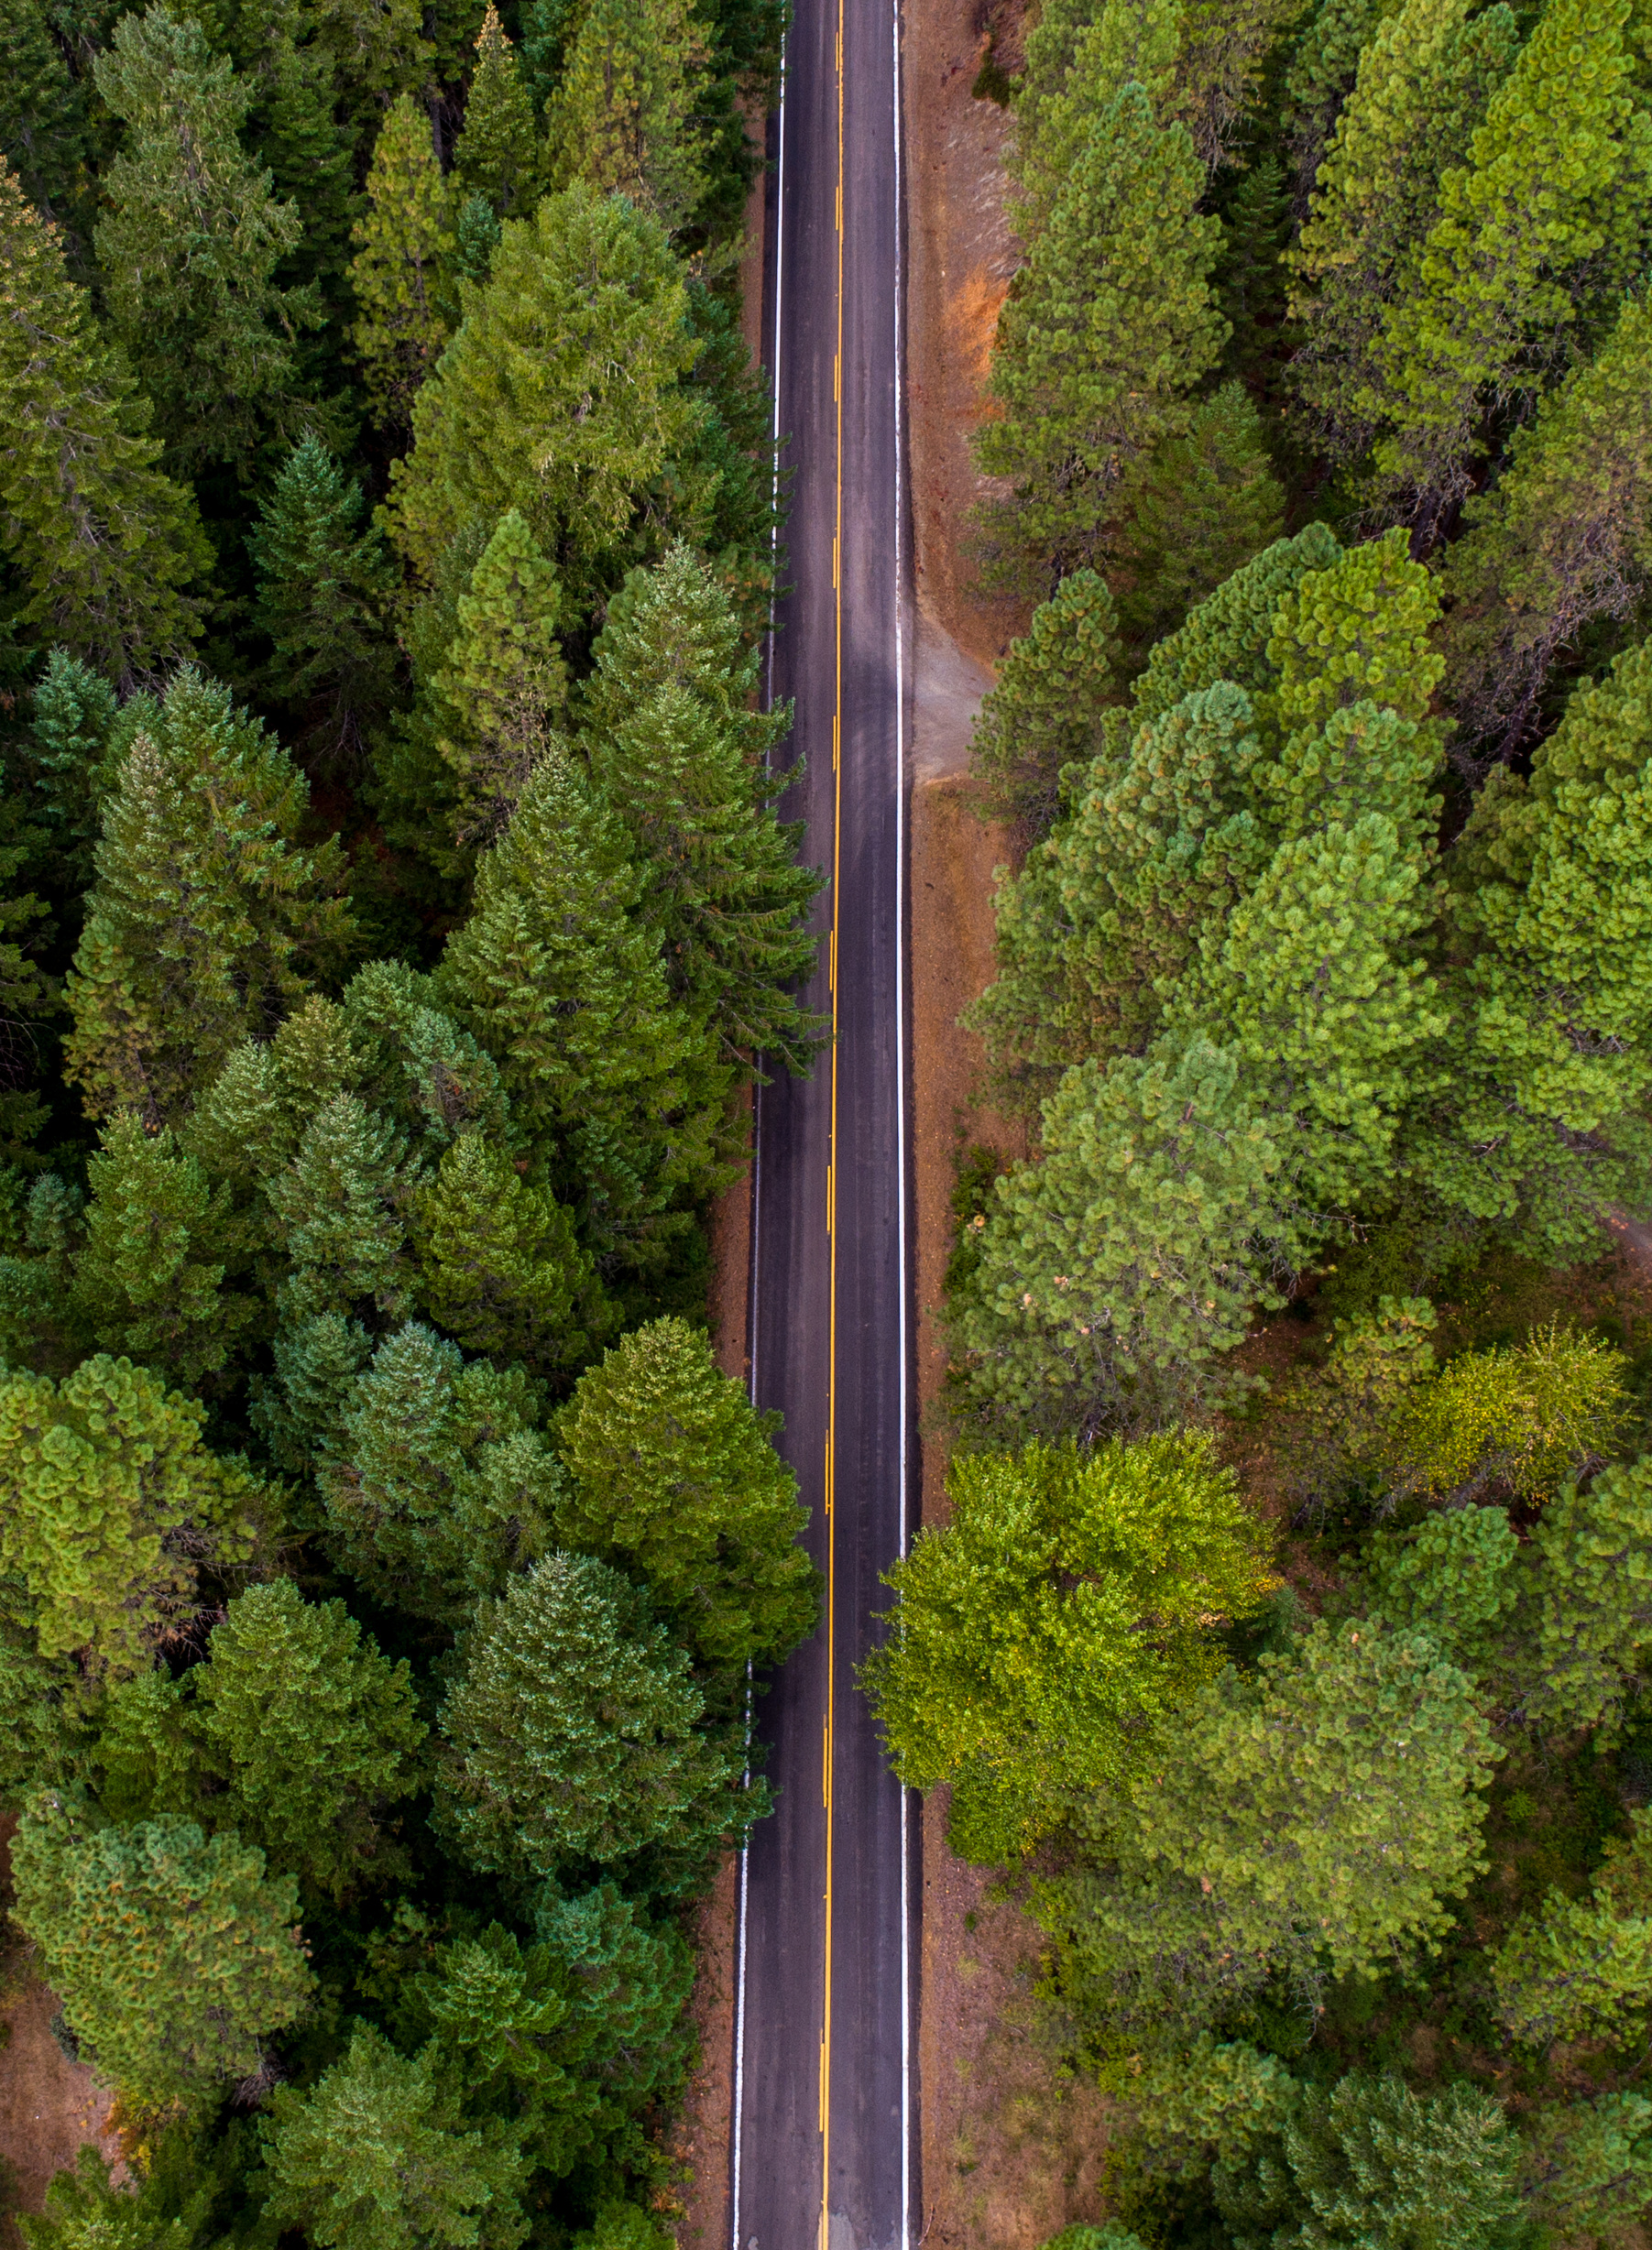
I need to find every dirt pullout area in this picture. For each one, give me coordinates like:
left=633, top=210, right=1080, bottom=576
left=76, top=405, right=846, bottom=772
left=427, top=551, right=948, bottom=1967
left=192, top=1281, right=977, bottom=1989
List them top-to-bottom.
left=667, top=1851, right=739, bottom=2250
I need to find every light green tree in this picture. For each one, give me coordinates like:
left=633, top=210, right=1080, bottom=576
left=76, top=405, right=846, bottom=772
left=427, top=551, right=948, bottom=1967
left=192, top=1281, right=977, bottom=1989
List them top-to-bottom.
left=548, top=0, right=708, bottom=233
left=454, top=3, right=543, bottom=219
left=93, top=8, right=312, bottom=476
left=347, top=93, right=456, bottom=429
left=0, top=162, right=205, bottom=682
left=431, top=508, right=566, bottom=848
left=1129, top=520, right=1340, bottom=725
left=968, top=568, right=1121, bottom=835
left=266, top=1094, right=416, bottom=1327
left=554, top=1316, right=819, bottom=1675
left=318, top=1322, right=561, bottom=1622
left=1381, top=1322, right=1628, bottom=1505
left=0, top=1355, right=268, bottom=1672
left=861, top=1430, right=1274, bottom=1862
left=436, top=1551, right=754, bottom=1889
left=11, top=1796, right=314, bottom=2113
left=1491, top=1886, right=1652, bottom=2050
left=263, top=2027, right=529, bottom=2250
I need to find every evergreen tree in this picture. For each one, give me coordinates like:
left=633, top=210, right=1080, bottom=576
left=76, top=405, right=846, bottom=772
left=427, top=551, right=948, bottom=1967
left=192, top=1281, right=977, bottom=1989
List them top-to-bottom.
left=0, top=0, right=94, bottom=246
left=548, top=0, right=707, bottom=233
left=1009, top=0, right=1180, bottom=239
left=1280, top=0, right=1403, bottom=200
left=1286, top=0, right=1521, bottom=462
left=1358, top=0, right=1652, bottom=532
left=454, top=3, right=543, bottom=219
left=93, top=8, right=313, bottom=476
left=975, top=84, right=1226, bottom=592
left=347, top=92, right=456, bottom=429
left=0, top=162, right=204, bottom=681
left=1439, top=292, right=1652, bottom=756
left=1106, top=382, right=1286, bottom=654
left=248, top=433, right=397, bottom=761
left=431, top=507, right=566, bottom=847
left=1129, top=520, right=1340, bottom=726
left=580, top=543, right=824, bottom=1071
left=968, top=568, right=1121, bottom=836
left=24, top=648, right=124, bottom=890
left=63, top=669, right=354, bottom=1128
left=436, top=753, right=736, bottom=1264
left=948, top=1038, right=1306, bottom=1441
left=266, top=1093, right=416, bottom=1326
left=413, top=1132, right=614, bottom=1376
left=251, top=1308, right=372, bottom=1476
left=553, top=1316, right=819, bottom=1675
left=318, top=1321, right=561, bottom=1622
left=1380, top=1322, right=1627, bottom=1507
left=0, top=1354, right=267, bottom=1672
left=861, top=1430, right=1274, bottom=1862
left=1503, top=1455, right=1652, bottom=1736
left=436, top=1551, right=755, bottom=1889
left=191, top=1578, right=426, bottom=1898
left=1043, top=1622, right=1496, bottom=2052
left=11, top=1796, right=314, bottom=2112
left=1491, top=1884, right=1652, bottom=2049
left=263, top=2027, right=529, bottom=2250
left=1524, top=2093, right=1652, bottom=2236
left=16, top=2135, right=235, bottom=2250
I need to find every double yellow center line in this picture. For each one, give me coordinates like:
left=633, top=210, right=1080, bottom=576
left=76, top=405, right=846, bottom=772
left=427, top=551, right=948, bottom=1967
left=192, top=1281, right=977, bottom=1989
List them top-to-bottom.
left=818, top=0, right=847, bottom=2236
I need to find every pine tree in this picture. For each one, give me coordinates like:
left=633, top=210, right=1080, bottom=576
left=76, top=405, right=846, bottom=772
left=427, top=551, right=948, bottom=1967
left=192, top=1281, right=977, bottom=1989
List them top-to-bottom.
left=0, top=0, right=94, bottom=245
left=548, top=0, right=707, bottom=234
left=1009, top=0, right=1181, bottom=239
left=1171, top=0, right=1308, bottom=174
left=1279, top=0, right=1405, bottom=202
left=1286, top=0, right=1521, bottom=462
left=1359, top=0, right=1652, bottom=533
left=454, top=3, right=543, bottom=219
left=92, top=8, right=313, bottom=477
left=251, top=27, right=358, bottom=315
left=975, top=84, right=1226, bottom=592
left=347, top=92, right=456, bottom=429
left=0, top=163, right=205, bottom=681
left=385, top=181, right=700, bottom=615
left=1439, top=293, right=1652, bottom=756
left=1107, top=381, right=1286, bottom=653
left=248, top=432, right=397, bottom=761
left=432, top=508, right=566, bottom=847
left=1129, top=520, right=1341, bottom=725
left=580, top=543, right=823, bottom=1071
left=968, top=569, right=1121, bottom=836
left=25, top=649, right=120, bottom=890
left=63, top=669, right=354, bottom=1128
left=436, top=753, right=736, bottom=1261
left=948, top=1038, right=1307, bottom=1441
left=266, top=1093, right=416, bottom=1325
left=70, top=1110, right=254, bottom=1391
left=413, top=1132, right=614, bottom=1376
left=251, top=1309, right=372, bottom=1476
left=553, top=1316, right=818, bottom=1674
left=318, top=1321, right=561, bottom=1622
left=0, top=1354, right=268, bottom=1672
left=862, top=1430, right=1273, bottom=1862
left=1503, top=1455, right=1652, bottom=1736
left=435, top=1551, right=755, bottom=1890
left=191, top=1578, right=426, bottom=1899
left=11, top=1796, right=314, bottom=2112
left=1491, top=1884, right=1652, bottom=2049
left=263, top=2027, right=529, bottom=2250
left=1272, top=2076, right=1524, bottom=2248
left=1524, top=2093, right=1652, bottom=2237
left=16, top=2135, right=238, bottom=2250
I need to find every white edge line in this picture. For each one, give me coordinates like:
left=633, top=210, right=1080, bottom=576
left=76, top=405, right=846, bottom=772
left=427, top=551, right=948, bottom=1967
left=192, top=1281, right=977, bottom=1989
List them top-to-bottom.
left=891, top=0, right=912, bottom=2231
left=732, top=34, right=788, bottom=2250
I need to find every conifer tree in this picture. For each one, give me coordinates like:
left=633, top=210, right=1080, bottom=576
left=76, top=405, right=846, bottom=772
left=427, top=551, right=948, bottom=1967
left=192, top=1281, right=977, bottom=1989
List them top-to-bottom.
left=0, top=0, right=94, bottom=244
left=548, top=0, right=708, bottom=233
left=1009, top=0, right=1180, bottom=240
left=1279, top=0, right=1402, bottom=199
left=1286, top=0, right=1521, bottom=462
left=1359, top=0, right=1652, bottom=532
left=454, top=3, right=543, bottom=219
left=93, top=8, right=313, bottom=476
left=251, top=28, right=358, bottom=315
left=976, top=83, right=1225, bottom=591
left=347, top=92, right=456, bottom=429
left=0, top=162, right=204, bottom=681
left=386, top=182, right=700, bottom=614
left=1439, top=293, right=1652, bottom=755
left=248, top=433, right=397, bottom=761
left=432, top=508, right=566, bottom=846
left=1129, top=520, right=1341, bottom=725
left=581, top=544, right=823, bottom=1071
left=968, top=568, right=1121, bottom=836
left=25, top=649, right=121, bottom=890
left=63, top=669, right=354, bottom=1128
left=436, top=754, right=735, bottom=1259
left=949, top=1038, right=1305, bottom=1440
left=266, top=1094, right=415, bottom=1326
left=413, top=1132, right=614, bottom=1376
left=252, top=1309, right=372, bottom=1477
left=554, top=1316, right=818, bottom=1674
left=318, top=1322, right=561, bottom=1622
left=0, top=1354, right=267, bottom=1671
left=1501, top=1456, right=1652, bottom=1736
left=435, top=1551, right=754, bottom=1889
left=191, top=1578, right=426, bottom=1898
left=12, top=1796, right=314, bottom=2112
left=1491, top=1884, right=1652, bottom=2049
left=264, top=2028, right=529, bottom=2250
left=1524, top=2093, right=1652, bottom=2237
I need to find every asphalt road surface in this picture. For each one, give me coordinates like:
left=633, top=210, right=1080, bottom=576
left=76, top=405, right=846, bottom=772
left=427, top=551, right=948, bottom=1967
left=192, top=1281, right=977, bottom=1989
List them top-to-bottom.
left=728, top=0, right=918, bottom=2240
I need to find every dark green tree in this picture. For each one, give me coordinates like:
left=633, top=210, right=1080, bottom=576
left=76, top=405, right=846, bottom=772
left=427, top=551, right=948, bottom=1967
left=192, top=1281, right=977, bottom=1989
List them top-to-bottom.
left=0, top=0, right=94, bottom=246
left=454, top=2, right=543, bottom=219
left=967, top=567, right=1121, bottom=836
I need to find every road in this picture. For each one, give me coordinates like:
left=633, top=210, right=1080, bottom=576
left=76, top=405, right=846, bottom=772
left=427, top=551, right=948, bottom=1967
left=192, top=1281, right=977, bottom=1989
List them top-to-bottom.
left=728, top=0, right=918, bottom=2238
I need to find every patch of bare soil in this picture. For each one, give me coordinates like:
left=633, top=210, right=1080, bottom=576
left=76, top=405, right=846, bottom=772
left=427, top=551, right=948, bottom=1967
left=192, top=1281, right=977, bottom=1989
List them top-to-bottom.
left=667, top=1851, right=739, bottom=2250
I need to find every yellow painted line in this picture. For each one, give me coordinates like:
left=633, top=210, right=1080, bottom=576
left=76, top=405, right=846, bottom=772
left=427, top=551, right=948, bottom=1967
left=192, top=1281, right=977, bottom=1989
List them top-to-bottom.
left=820, top=0, right=845, bottom=2232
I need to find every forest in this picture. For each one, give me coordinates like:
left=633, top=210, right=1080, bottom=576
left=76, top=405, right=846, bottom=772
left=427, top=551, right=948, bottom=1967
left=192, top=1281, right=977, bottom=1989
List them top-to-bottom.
left=0, top=0, right=826, bottom=2235
left=859, top=0, right=1652, bottom=2239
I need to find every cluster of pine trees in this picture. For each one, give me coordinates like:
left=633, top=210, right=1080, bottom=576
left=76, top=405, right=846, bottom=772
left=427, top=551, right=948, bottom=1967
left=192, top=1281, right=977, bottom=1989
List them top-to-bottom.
left=0, top=0, right=817, bottom=2236
left=861, top=0, right=1652, bottom=2236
